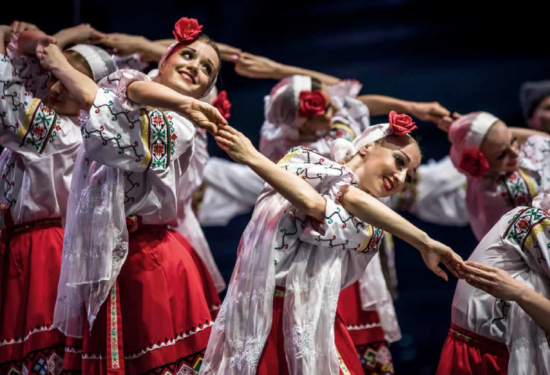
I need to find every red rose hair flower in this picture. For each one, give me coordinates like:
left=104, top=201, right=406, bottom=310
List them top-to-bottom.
left=173, top=18, right=203, bottom=43
left=213, top=90, right=231, bottom=120
left=298, top=90, right=327, bottom=118
left=388, top=110, right=417, bottom=135
left=459, top=149, right=490, bottom=177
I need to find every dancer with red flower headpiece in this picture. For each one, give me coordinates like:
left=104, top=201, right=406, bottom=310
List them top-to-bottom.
left=41, top=17, right=228, bottom=375
left=199, top=52, right=470, bottom=374
left=443, top=111, right=549, bottom=241
left=200, top=112, right=463, bottom=375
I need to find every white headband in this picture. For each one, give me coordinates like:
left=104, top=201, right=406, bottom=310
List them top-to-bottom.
left=68, top=45, right=118, bottom=82
left=464, top=112, right=499, bottom=150
left=330, top=123, right=394, bottom=164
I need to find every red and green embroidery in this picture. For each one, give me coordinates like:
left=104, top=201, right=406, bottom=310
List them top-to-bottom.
left=21, top=102, right=59, bottom=153
left=149, top=109, right=174, bottom=169
left=498, top=169, right=539, bottom=208
left=502, top=207, right=550, bottom=252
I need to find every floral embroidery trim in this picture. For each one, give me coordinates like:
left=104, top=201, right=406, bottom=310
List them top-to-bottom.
left=21, top=102, right=58, bottom=153
left=149, top=109, right=173, bottom=169
left=330, top=121, right=356, bottom=140
left=498, top=169, right=539, bottom=208
left=502, top=207, right=550, bottom=252
left=109, top=286, right=120, bottom=369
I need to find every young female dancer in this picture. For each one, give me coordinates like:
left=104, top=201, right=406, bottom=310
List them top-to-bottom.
left=43, top=17, right=227, bottom=374
left=0, top=23, right=117, bottom=374
left=445, top=111, right=549, bottom=240
left=201, top=113, right=463, bottom=375
left=437, top=194, right=550, bottom=375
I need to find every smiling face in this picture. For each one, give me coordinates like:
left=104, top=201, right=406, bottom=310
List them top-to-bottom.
left=157, top=39, right=220, bottom=99
left=46, top=51, right=93, bottom=116
left=479, top=120, right=519, bottom=173
left=346, top=135, right=422, bottom=198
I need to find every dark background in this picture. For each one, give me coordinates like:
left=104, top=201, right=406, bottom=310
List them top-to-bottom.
left=3, top=1, right=548, bottom=373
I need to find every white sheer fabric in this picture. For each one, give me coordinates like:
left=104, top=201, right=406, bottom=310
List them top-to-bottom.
left=202, top=146, right=384, bottom=375
left=452, top=201, right=550, bottom=374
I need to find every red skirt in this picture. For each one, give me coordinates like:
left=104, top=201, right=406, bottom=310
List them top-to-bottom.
left=0, top=219, right=68, bottom=375
left=64, top=224, right=213, bottom=375
left=171, top=231, right=222, bottom=318
left=337, top=283, right=394, bottom=374
left=255, top=287, right=364, bottom=375
left=436, top=323, right=509, bottom=375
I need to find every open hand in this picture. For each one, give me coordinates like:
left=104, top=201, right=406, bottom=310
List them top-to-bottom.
left=216, top=42, right=241, bottom=62
left=179, top=98, right=227, bottom=135
left=409, top=101, right=452, bottom=124
left=436, top=112, right=462, bottom=132
left=215, top=125, right=258, bottom=164
left=420, top=239, right=464, bottom=281
left=460, top=261, right=527, bottom=301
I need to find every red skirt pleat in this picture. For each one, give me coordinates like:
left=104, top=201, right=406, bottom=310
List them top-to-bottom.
left=0, top=220, right=68, bottom=374
left=64, top=225, right=213, bottom=375
left=170, top=231, right=222, bottom=318
left=338, top=283, right=394, bottom=374
left=255, top=288, right=365, bottom=375
left=436, top=323, right=509, bottom=375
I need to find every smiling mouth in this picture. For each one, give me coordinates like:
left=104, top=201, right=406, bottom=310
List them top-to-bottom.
left=180, top=71, right=196, bottom=84
left=382, top=176, right=395, bottom=192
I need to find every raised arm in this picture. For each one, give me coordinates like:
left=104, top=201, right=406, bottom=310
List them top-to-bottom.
left=53, top=23, right=104, bottom=50
left=100, top=33, right=166, bottom=63
left=36, top=39, right=98, bottom=109
left=234, top=52, right=340, bottom=85
left=127, top=81, right=227, bottom=134
left=358, top=94, right=451, bottom=122
left=216, top=125, right=463, bottom=280
left=510, top=127, right=549, bottom=144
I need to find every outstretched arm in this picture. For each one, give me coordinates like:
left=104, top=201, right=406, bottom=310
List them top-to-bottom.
left=234, top=52, right=340, bottom=85
left=358, top=94, right=451, bottom=123
left=216, top=125, right=463, bottom=280
left=510, top=127, right=549, bottom=144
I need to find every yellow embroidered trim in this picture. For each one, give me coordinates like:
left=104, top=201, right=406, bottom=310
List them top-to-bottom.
left=17, top=98, right=40, bottom=139
left=140, top=109, right=152, bottom=170
left=332, top=122, right=356, bottom=140
left=277, top=148, right=301, bottom=166
left=519, top=168, right=538, bottom=199
left=524, top=218, right=550, bottom=250
left=357, top=225, right=373, bottom=252
left=110, top=286, right=120, bottom=369
left=274, top=289, right=285, bottom=298
left=336, top=349, right=351, bottom=375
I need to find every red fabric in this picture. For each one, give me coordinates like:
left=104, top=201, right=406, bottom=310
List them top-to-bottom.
left=0, top=219, right=67, bottom=374
left=64, top=226, right=213, bottom=375
left=171, top=231, right=222, bottom=318
left=337, top=283, right=386, bottom=345
left=337, top=283, right=394, bottom=374
left=255, top=289, right=364, bottom=375
left=436, top=323, right=509, bottom=375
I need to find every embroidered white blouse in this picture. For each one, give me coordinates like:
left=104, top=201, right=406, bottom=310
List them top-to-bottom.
left=0, top=52, right=81, bottom=228
left=82, top=69, right=195, bottom=225
left=452, top=205, right=550, bottom=374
